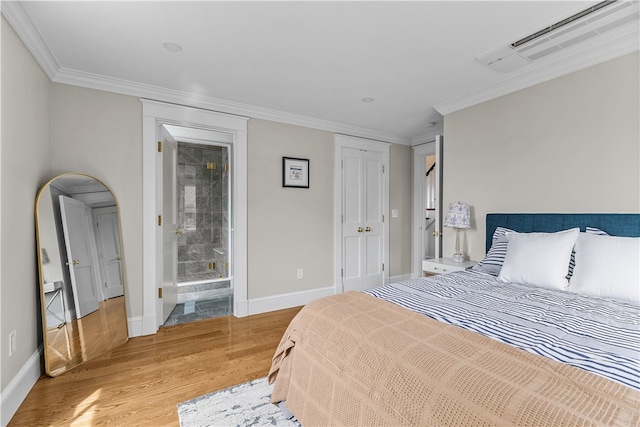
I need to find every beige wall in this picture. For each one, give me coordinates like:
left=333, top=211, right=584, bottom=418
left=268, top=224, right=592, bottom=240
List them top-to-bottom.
left=5, top=12, right=636, bottom=407
left=1, top=18, right=52, bottom=390
left=443, top=52, right=640, bottom=261
left=49, top=83, right=144, bottom=317
left=247, top=119, right=335, bottom=298
left=389, top=143, right=412, bottom=277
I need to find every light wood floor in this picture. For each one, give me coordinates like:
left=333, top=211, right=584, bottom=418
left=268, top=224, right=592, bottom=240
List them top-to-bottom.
left=46, top=296, right=128, bottom=376
left=9, top=306, right=301, bottom=426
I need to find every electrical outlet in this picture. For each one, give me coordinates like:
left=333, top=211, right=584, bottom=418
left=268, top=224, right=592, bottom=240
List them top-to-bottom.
left=296, top=268, right=304, bottom=280
left=9, top=331, right=16, bottom=356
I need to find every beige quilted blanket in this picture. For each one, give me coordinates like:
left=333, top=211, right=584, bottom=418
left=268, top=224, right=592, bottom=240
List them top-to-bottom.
left=269, top=292, right=640, bottom=426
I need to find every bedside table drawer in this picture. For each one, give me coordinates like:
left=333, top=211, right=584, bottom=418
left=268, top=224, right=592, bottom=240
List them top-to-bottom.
left=422, top=258, right=476, bottom=275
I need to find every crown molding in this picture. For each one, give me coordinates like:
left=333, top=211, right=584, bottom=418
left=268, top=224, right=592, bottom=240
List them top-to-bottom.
left=5, top=0, right=636, bottom=142
left=1, top=1, right=59, bottom=79
left=2, top=1, right=410, bottom=146
left=435, top=26, right=639, bottom=116
left=53, top=67, right=411, bottom=145
left=411, top=127, right=443, bottom=146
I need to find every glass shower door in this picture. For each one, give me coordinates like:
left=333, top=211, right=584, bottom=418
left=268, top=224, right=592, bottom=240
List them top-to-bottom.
left=176, top=142, right=230, bottom=285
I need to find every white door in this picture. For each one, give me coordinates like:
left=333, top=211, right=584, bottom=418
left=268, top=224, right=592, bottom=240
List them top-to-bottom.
left=160, top=125, right=179, bottom=325
left=411, top=135, right=444, bottom=278
left=433, top=136, right=444, bottom=257
left=342, top=147, right=385, bottom=292
left=59, top=196, right=100, bottom=318
left=94, top=207, right=124, bottom=299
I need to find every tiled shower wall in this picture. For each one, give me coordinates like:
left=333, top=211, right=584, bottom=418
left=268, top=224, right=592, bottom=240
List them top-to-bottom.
left=177, top=142, right=229, bottom=283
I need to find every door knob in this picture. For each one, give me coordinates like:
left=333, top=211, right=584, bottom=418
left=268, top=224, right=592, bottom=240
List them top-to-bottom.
left=357, top=227, right=363, bottom=233
left=365, top=227, right=371, bottom=232
left=175, top=229, right=183, bottom=235
left=116, top=256, right=121, bottom=261
left=66, top=259, right=80, bottom=266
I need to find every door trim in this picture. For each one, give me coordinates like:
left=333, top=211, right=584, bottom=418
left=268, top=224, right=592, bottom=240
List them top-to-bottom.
left=141, top=99, right=249, bottom=336
left=333, top=134, right=390, bottom=294
left=411, top=135, right=443, bottom=278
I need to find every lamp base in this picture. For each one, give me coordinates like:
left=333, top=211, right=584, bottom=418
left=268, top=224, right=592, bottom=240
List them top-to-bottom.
left=452, top=253, right=465, bottom=263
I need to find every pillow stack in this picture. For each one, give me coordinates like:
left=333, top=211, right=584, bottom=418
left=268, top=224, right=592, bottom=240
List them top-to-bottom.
left=473, top=226, right=640, bottom=304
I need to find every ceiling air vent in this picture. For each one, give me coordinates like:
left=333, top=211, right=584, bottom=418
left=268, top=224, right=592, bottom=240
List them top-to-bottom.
left=477, top=0, right=640, bottom=73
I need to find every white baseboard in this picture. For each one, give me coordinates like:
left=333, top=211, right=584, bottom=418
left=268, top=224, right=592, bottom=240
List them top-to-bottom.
left=389, top=274, right=412, bottom=283
left=247, top=286, right=336, bottom=316
left=127, top=316, right=144, bottom=337
left=1, top=346, right=42, bottom=427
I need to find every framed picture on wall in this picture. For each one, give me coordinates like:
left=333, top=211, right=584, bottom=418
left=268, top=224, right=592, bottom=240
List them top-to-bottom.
left=282, top=157, right=309, bottom=188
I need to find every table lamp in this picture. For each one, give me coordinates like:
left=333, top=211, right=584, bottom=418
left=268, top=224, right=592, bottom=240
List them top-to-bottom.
left=443, top=202, right=471, bottom=262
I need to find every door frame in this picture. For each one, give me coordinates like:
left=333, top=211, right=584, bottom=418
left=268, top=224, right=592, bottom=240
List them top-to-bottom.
left=141, top=100, right=249, bottom=335
left=333, top=134, right=389, bottom=294
left=411, top=135, right=443, bottom=278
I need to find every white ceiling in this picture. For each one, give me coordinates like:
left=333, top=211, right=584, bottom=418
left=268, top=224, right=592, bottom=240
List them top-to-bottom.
left=4, top=1, right=638, bottom=145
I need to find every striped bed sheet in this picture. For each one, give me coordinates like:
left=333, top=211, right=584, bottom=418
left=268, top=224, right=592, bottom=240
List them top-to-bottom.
left=364, top=270, right=640, bottom=391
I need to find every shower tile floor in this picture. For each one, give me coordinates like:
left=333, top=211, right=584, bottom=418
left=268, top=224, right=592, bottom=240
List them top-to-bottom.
left=162, top=280, right=232, bottom=327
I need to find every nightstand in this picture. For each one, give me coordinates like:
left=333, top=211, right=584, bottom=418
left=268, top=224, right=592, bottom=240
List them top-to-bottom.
left=422, top=258, right=476, bottom=276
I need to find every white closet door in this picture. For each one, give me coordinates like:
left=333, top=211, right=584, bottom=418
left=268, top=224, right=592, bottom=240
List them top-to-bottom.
left=342, top=148, right=384, bottom=292
left=342, top=148, right=364, bottom=291
left=363, top=150, right=384, bottom=289
left=59, top=195, right=100, bottom=318
left=94, top=207, right=124, bottom=299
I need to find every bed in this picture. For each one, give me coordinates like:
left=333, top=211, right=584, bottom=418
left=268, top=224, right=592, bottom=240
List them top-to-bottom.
left=268, top=213, right=640, bottom=426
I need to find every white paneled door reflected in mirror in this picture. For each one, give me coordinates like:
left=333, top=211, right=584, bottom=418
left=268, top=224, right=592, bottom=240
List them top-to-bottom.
left=35, top=173, right=128, bottom=376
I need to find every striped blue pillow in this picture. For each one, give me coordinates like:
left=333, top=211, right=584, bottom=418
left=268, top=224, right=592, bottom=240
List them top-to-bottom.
left=586, top=226, right=609, bottom=235
left=472, top=227, right=513, bottom=276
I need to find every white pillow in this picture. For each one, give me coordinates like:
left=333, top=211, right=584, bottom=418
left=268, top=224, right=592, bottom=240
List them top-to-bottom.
left=498, top=228, right=579, bottom=290
left=569, top=233, right=640, bottom=304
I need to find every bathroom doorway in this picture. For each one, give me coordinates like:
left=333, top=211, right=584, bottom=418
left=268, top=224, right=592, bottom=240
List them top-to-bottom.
left=142, top=100, right=249, bottom=334
left=161, top=126, right=233, bottom=326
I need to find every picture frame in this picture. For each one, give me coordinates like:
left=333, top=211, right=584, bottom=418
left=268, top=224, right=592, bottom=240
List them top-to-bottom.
left=282, top=157, right=309, bottom=188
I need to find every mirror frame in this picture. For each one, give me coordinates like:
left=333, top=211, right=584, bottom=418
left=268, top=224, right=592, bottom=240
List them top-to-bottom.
left=35, top=173, right=128, bottom=376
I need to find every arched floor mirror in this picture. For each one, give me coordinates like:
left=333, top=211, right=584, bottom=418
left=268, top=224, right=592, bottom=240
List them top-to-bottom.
left=35, top=173, right=128, bottom=376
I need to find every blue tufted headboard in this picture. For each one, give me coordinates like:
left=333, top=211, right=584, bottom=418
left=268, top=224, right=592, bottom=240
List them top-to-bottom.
left=485, top=213, right=640, bottom=252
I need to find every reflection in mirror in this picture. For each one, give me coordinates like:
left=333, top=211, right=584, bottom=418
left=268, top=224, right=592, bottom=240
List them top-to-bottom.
left=36, top=173, right=128, bottom=376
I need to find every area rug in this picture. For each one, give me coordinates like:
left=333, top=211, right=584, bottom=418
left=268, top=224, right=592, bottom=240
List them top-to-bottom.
left=177, top=377, right=300, bottom=427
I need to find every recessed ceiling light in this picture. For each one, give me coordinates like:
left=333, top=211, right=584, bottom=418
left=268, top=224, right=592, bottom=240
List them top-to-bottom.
left=162, top=42, right=183, bottom=53
left=361, top=97, right=375, bottom=103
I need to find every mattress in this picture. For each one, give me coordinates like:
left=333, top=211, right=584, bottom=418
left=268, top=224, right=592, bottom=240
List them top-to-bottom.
left=365, top=270, right=640, bottom=390
left=269, top=271, right=640, bottom=426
